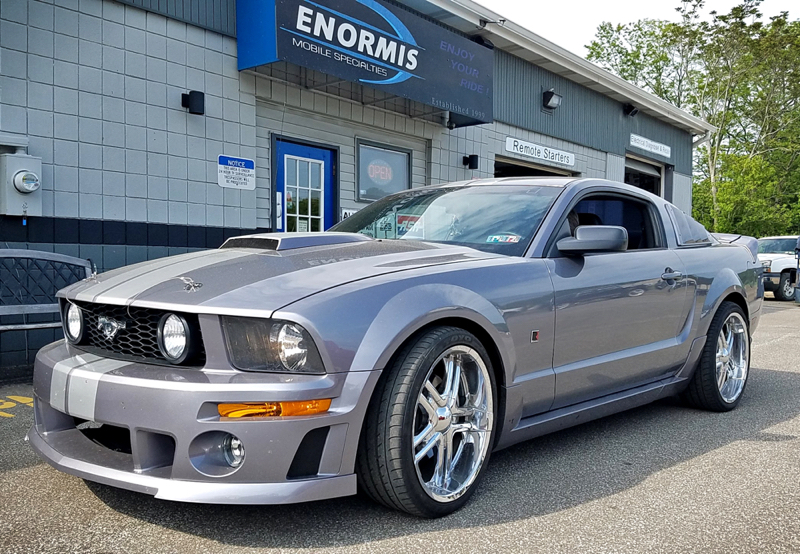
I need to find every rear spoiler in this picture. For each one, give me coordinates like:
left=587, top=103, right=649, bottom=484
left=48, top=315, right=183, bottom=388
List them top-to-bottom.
left=712, top=233, right=759, bottom=261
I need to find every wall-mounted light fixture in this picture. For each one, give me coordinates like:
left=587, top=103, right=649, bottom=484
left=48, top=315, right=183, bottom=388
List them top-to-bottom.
left=479, top=18, right=505, bottom=28
left=542, top=89, right=562, bottom=110
left=181, top=91, right=205, bottom=115
left=623, top=103, right=639, bottom=117
left=462, top=155, right=479, bottom=170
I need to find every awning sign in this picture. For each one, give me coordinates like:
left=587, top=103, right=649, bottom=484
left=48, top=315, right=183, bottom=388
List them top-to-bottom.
left=236, top=0, right=494, bottom=126
left=630, top=134, right=671, bottom=158
left=505, top=137, right=575, bottom=167
left=218, top=155, right=256, bottom=190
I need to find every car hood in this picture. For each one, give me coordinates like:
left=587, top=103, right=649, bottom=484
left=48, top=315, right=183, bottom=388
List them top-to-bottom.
left=60, top=234, right=501, bottom=317
left=758, top=252, right=795, bottom=264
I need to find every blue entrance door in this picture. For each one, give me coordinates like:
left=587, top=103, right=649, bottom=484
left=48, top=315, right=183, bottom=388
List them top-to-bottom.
left=274, top=140, right=336, bottom=232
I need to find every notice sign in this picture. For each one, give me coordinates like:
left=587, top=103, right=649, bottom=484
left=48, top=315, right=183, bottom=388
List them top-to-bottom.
left=236, top=0, right=494, bottom=126
left=630, top=134, right=671, bottom=158
left=505, top=137, right=576, bottom=167
left=218, top=155, right=256, bottom=190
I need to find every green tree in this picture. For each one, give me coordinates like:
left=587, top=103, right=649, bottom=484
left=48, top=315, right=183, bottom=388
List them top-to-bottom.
left=587, top=1, right=800, bottom=235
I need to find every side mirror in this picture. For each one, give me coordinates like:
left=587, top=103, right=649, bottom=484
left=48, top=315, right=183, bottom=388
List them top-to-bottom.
left=557, top=225, right=628, bottom=256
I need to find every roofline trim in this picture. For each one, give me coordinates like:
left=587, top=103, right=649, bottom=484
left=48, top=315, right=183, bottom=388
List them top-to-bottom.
left=425, top=0, right=717, bottom=136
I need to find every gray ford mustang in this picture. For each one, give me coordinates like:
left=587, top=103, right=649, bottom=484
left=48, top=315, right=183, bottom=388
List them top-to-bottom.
left=29, top=178, right=763, bottom=517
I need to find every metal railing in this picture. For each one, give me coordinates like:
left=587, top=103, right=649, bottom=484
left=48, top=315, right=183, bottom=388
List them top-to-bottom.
left=0, top=249, right=92, bottom=332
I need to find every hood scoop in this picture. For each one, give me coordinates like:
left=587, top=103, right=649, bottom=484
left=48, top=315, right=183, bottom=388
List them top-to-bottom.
left=220, top=232, right=374, bottom=251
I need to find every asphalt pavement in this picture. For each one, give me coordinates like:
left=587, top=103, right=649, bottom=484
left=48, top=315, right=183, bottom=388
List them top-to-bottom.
left=1, top=298, right=799, bottom=553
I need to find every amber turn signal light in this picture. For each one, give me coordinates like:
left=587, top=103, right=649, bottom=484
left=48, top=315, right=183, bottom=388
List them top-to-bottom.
left=218, top=399, right=332, bottom=418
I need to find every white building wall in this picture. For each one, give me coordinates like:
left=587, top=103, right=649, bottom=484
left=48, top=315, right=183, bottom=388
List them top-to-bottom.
left=0, top=0, right=258, bottom=229
left=252, top=76, right=435, bottom=229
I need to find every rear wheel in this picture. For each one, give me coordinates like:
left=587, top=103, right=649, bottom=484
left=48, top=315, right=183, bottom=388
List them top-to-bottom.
left=775, top=272, right=795, bottom=301
left=683, top=301, right=750, bottom=411
left=357, top=327, right=496, bottom=517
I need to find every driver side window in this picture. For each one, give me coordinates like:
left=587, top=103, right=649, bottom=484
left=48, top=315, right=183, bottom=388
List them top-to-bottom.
left=549, top=194, right=664, bottom=256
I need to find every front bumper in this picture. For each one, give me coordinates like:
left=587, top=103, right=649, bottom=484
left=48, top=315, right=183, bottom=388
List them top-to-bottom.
left=763, top=272, right=781, bottom=291
left=29, top=341, right=380, bottom=504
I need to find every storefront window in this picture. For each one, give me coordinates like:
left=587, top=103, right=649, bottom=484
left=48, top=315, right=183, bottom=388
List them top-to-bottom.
left=357, top=142, right=411, bottom=202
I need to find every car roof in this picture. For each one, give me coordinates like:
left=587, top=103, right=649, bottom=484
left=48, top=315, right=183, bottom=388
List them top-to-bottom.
left=427, top=177, right=669, bottom=203
left=428, top=177, right=579, bottom=189
left=759, top=235, right=799, bottom=240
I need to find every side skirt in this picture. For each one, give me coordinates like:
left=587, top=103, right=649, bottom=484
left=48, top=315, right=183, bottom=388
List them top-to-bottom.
left=494, top=376, right=690, bottom=451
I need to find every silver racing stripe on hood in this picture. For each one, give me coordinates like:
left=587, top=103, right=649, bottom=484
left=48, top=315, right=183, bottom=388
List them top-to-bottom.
left=75, top=250, right=254, bottom=305
left=67, top=251, right=216, bottom=301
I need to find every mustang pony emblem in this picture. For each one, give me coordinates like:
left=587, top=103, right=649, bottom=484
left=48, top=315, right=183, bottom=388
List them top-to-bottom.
left=177, top=276, right=203, bottom=293
left=97, top=316, right=126, bottom=340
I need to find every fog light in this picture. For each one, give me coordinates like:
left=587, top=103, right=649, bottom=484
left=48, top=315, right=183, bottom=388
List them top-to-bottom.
left=218, top=399, right=332, bottom=418
left=222, top=434, right=245, bottom=468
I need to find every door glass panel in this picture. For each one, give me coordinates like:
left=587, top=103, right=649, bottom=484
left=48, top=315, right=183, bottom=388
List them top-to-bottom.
left=282, top=155, right=325, bottom=232
left=286, top=159, right=297, bottom=187
left=298, top=161, right=309, bottom=189
left=310, top=163, right=321, bottom=190
left=299, top=188, right=310, bottom=216
left=310, top=190, right=321, bottom=217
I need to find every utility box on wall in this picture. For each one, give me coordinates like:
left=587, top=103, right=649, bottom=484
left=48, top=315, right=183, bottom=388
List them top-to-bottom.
left=0, top=153, right=42, bottom=217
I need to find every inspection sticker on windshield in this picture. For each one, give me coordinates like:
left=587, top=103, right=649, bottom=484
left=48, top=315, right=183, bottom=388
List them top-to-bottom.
left=486, top=234, right=521, bottom=244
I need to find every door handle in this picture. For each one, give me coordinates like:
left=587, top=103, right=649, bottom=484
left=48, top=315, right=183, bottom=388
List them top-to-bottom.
left=661, top=268, right=683, bottom=281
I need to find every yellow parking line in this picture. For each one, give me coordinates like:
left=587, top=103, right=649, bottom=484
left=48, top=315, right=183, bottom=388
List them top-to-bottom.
left=7, top=396, right=33, bottom=406
left=0, top=400, right=16, bottom=418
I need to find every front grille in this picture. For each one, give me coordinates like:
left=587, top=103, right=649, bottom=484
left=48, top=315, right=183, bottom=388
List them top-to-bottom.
left=74, top=302, right=206, bottom=366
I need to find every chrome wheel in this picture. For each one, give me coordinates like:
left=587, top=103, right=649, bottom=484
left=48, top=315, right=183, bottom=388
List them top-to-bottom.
left=715, top=312, right=749, bottom=403
left=412, top=345, right=493, bottom=503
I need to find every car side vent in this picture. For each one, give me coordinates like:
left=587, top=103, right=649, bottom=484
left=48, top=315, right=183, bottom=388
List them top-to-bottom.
left=287, top=427, right=330, bottom=480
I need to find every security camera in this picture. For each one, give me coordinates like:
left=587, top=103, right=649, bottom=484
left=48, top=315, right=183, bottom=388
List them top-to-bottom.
left=447, top=120, right=456, bottom=130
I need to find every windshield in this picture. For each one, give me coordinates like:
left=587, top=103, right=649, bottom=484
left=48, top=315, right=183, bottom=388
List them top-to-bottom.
left=330, top=185, right=562, bottom=256
left=758, top=238, right=797, bottom=254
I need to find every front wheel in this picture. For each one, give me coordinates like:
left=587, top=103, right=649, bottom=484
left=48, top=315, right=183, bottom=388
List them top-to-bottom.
left=775, top=272, right=795, bottom=301
left=683, top=301, right=750, bottom=411
left=357, top=327, right=496, bottom=517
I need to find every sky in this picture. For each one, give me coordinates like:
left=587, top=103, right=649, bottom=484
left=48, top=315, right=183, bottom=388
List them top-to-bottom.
left=471, top=0, right=793, bottom=58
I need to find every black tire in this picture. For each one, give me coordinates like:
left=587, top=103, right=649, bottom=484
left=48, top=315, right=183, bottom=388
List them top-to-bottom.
left=774, top=272, right=795, bottom=301
left=682, top=301, right=750, bottom=412
left=356, top=326, right=497, bottom=518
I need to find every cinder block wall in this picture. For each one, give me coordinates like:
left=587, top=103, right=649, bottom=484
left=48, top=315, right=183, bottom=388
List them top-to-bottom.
left=1, top=0, right=262, bottom=264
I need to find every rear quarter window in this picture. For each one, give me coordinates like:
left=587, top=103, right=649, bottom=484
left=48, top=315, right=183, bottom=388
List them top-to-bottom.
left=668, top=206, right=711, bottom=246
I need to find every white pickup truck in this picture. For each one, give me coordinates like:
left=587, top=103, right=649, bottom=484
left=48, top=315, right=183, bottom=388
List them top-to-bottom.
left=758, top=236, right=799, bottom=300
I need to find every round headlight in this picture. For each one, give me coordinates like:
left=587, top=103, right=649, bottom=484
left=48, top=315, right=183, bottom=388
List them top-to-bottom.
left=64, top=303, right=83, bottom=343
left=158, top=314, right=188, bottom=363
left=274, top=323, right=308, bottom=371
left=222, top=434, right=245, bottom=468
